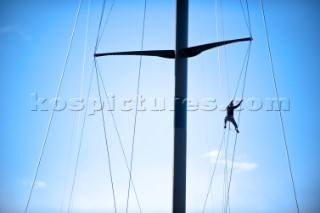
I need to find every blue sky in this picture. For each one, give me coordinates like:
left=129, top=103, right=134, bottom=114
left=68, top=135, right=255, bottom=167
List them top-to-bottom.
left=1, top=0, right=320, bottom=213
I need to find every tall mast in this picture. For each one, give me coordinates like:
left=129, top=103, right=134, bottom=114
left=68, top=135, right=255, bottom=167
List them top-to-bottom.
left=172, top=0, right=188, bottom=212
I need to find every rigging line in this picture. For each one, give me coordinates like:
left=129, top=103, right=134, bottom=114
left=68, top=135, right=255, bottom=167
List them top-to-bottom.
left=24, top=0, right=83, bottom=212
left=67, top=0, right=92, bottom=211
left=79, top=0, right=91, bottom=100
left=94, top=0, right=107, bottom=53
left=97, top=0, right=116, bottom=48
left=126, top=0, right=147, bottom=212
left=197, top=0, right=208, bottom=96
left=214, top=0, right=226, bottom=141
left=215, top=0, right=224, bottom=104
left=220, top=0, right=231, bottom=100
left=239, top=0, right=250, bottom=36
left=245, top=0, right=252, bottom=37
left=214, top=1, right=232, bottom=211
left=215, top=1, right=222, bottom=211
left=219, top=1, right=232, bottom=211
left=260, top=1, right=300, bottom=212
left=215, top=2, right=228, bottom=211
left=197, top=7, right=212, bottom=210
left=94, top=8, right=146, bottom=210
left=198, top=26, right=207, bottom=96
left=225, top=41, right=251, bottom=213
left=233, top=42, right=250, bottom=99
left=240, top=42, right=251, bottom=100
left=200, top=52, right=207, bottom=96
left=94, top=58, right=118, bottom=213
left=67, top=62, right=95, bottom=213
left=96, top=63, right=143, bottom=213
left=225, top=90, right=243, bottom=213
left=225, top=92, right=244, bottom=213
left=225, top=96, right=246, bottom=213
left=59, top=113, right=78, bottom=213
left=222, top=124, right=231, bottom=213
left=226, top=128, right=239, bottom=213
left=202, top=129, right=227, bottom=213
left=221, top=130, right=227, bottom=213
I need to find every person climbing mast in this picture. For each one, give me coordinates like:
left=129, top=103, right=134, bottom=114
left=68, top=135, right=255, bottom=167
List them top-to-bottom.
left=224, top=99, right=243, bottom=133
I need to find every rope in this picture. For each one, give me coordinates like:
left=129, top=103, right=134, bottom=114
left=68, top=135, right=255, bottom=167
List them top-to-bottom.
left=67, top=0, right=92, bottom=211
left=68, top=0, right=117, bottom=210
left=79, top=0, right=91, bottom=111
left=93, top=0, right=144, bottom=211
left=94, top=0, right=107, bottom=53
left=97, top=0, right=116, bottom=48
left=215, top=0, right=224, bottom=103
left=220, top=0, right=231, bottom=100
left=234, top=0, right=252, bottom=99
left=239, top=0, right=251, bottom=37
left=245, top=0, right=252, bottom=37
left=24, top=1, right=83, bottom=212
left=73, top=1, right=119, bottom=211
left=126, top=1, right=147, bottom=212
left=203, top=1, right=252, bottom=212
left=214, top=1, right=228, bottom=211
left=218, top=1, right=233, bottom=211
left=260, top=1, right=300, bottom=212
left=227, top=3, right=253, bottom=204
left=225, top=41, right=251, bottom=213
left=223, top=42, right=251, bottom=212
left=240, top=42, right=251, bottom=100
left=233, top=43, right=251, bottom=99
left=94, top=58, right=118, bottom=212
left=67, top=62, right=95, bottom=213
left=95, top=63, right=143, bottom=213
left=59, top=113, right=78, bottom=213
left=222, top=124, right=230, bottom=213
left=202, top=129, right=227, bottom=213
left=226, top=131, right=238, bottom=213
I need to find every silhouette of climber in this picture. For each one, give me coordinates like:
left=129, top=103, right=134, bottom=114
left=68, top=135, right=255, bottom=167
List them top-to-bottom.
left=224, top=99, right=243, bottom=133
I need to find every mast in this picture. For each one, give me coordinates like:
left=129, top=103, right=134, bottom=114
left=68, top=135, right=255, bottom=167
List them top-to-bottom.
left=172, top=0, right=188, bottom=212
